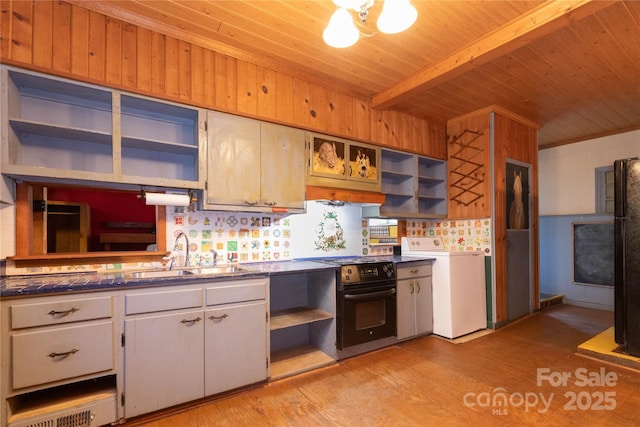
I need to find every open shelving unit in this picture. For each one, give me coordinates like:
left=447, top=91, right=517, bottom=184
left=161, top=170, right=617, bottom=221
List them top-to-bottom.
left=1, top=66, right=204, bottom=189
left=364, top=148, right=447, bottom=218
left=269, top=269, right=336, bottom=380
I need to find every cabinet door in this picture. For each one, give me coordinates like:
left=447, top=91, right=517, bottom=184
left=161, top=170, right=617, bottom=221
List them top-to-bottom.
left=206, top=111, right=261, bottom=207
left=260, top=122, right=306, bottom=210
left=414, top=277, right=433, bottom=335
left=396, top=279, right=416, bottom=340
left=204, top=301, right=267, bottom=396
left=124, top=310, right=204, bottom=418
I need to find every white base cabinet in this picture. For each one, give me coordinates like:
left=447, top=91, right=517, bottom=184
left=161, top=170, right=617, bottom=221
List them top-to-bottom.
left=397, top=261, right=433, bottom=341
left=123, top=278, right=268, bottom=418
left=1, top=294, right=119, bottom=427
left=205, top=301, right=267, bottom=395
left=124, top=309, right=205, bottom=418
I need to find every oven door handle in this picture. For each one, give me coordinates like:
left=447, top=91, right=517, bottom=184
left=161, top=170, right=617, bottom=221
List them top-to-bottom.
left=344, top=288, right=396, bottom=300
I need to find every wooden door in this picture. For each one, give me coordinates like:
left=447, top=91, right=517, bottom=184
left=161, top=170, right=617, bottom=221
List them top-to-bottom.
left=206, top=111, right=261, bottom=207
left=260, top=122, right=306, bottom=210
left=506, top=160, right=532, bottom=321
left=414, top=277, right=433, bottom=335
left=396, top=278, right=416, bottom=340
left=204, top=301, right=267, bottom=395
left=124, top=310, right=204, bottom=418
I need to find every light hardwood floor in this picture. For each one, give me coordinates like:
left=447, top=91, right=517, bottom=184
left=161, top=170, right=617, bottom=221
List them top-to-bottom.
left=123, top=305, right=640, bottom=426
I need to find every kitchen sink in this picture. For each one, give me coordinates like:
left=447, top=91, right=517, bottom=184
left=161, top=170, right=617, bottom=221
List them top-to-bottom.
left=125, top=265, right=253, bottom=279
left=189, top=265, right=252, bottom=275
left=126, top=269, right=196, bottom=279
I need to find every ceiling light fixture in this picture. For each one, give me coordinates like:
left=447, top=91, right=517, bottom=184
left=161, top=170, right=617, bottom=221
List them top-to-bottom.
left=323, top=0, right=417, bottom=48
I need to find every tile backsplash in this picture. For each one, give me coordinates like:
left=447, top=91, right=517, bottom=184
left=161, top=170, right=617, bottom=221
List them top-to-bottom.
left=167, top=201, right=369, bottom=266
left=4, top=203, right=492, bottom=276
left=406, top=218, right=493, bottom=254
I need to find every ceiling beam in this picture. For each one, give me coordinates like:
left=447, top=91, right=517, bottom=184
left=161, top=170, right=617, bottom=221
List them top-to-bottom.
left=370, top=0, right=617, bottom=110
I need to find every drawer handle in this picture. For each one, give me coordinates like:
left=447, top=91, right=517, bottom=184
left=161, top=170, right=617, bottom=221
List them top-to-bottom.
left=411, top=269, right=419, bottom=274
left=416, top=283, right=421, bottom=293
left=48, top=308, right=79, bottom=317
left=208, top=314, right=229, bottom=321
left=180, top=317, right=202, bottom=325
left=48, top=349, right=79, bottom=358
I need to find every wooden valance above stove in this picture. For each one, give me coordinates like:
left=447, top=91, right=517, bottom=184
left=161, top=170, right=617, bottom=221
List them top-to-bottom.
left=306, top=186, right=385, bottom=205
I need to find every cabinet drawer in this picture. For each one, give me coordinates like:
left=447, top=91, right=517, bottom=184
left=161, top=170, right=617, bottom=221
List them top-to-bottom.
left=397, top=263, right=432, bottom=279
left=206, top=279, right=266, bottom=306
left=125, top=288, right=203, bottom=315
left=10, top=296, right=112, bottom=329
left=12, top=321, right=114, bottom=389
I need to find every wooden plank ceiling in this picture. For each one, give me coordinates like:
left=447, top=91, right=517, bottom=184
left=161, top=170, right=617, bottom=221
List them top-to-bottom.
left=73, top=0, right=640, bottom=148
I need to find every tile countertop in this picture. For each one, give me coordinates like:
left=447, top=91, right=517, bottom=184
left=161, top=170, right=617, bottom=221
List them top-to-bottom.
left=0, top=256, right=434, bottom=299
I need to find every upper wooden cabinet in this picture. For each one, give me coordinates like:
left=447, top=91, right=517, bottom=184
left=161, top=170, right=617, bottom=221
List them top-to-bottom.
left=0, top=66, right=205, bottom=189
left=203, top=111, right=306, bottom=213
left=306, top=133, right=381, bottom=193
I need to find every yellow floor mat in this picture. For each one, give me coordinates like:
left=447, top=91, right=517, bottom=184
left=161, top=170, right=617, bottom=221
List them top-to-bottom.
left=577, top=327, right=640, bottom=371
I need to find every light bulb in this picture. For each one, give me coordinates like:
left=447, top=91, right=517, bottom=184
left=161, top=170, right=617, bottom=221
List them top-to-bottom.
left=377, top=0, right=418, bottom=34
left=323, top=8, right=360, bottom=48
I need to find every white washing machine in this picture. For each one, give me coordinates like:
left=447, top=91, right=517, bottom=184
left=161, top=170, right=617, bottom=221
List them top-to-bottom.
left=401, top=237, right=487, bottom=339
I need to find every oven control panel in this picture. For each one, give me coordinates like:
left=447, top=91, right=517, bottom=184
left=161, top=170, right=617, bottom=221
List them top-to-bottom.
left=341, top=262, right=395, bottom=284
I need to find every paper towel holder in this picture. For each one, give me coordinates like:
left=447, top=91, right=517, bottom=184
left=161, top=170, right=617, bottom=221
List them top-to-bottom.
left=138, top=188, right=196, bottom=208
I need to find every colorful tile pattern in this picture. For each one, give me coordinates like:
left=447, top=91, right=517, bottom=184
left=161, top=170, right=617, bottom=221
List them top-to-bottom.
left=406, top=219, right=492, bottom=254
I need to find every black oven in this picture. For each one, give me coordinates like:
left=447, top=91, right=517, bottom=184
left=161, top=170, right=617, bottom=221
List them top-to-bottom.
left=335, top=261, right=397, bottom=350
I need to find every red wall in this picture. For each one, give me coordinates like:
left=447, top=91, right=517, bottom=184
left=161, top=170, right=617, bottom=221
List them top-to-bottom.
left=48, top=188, right=156, bottom=251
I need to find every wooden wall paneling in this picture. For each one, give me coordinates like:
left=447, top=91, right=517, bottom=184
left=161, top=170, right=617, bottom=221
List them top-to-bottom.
left=0, top=0, right=445, bottom=162
left=9, top=0, right=33, bottom=64
left=32, top=0, right=52, bottom=69
left=52, top=0, right=71, bottom=73
left=0, top=1, right=11, bottom=60
left=70, top=4, right=89, bottom=77
left=88, top=11, right=106, bottom=81
left=105, top=16, right=122, bottom=86
left=121, top=23, right=136, bottom=89
left=135, top=26, right=151, bottom=93
left=150, top=31, right=165, bottom=95
left=164, top=35, right=180, bottom=99
left=178, top=39, right=191, bottom=101
left=190, top=44, right=205, bottom=105
left=202, top=49, right=216, bottom=106
left=212, top=52, right=232, bottom=110
left=224, top=55, right=238, bottom=111
left=236, top=60, right=257, bottom=115
left=257, top=66, right=276, bottom=119
left=275, top=72, right=294, bottom=124
left=292, top=77, right=311, bottom=129
left=308, top=83, right=327, bottom=131
left=324, top=89, right=346, bottom=135
left=336, top=91, right=354, bottom=137
left=352, top=98, right=369, bottom=141
left=368, top=108, right=384, bottom=146
left=378, top=108, right=391, bottom=146
left=421, top=119, right=444, bottom=159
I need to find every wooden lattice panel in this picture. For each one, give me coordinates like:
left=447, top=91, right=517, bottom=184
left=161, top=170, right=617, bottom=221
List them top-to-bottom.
left=449, top=130, right=485, bottom=207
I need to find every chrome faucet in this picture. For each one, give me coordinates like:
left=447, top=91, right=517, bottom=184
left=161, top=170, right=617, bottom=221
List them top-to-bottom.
left=168, top=231, right=190, bottom=269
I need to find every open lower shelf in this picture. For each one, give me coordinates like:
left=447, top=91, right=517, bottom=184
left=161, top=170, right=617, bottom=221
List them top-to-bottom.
left=270, top=307, right=333, bottom=331
left=270, top=345, right=336, bottom=380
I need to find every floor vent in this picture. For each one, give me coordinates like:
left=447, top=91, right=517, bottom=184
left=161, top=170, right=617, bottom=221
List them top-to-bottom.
left=8, top=391, right=117, bottom=427
left=10, top=409, right=93, bottom=427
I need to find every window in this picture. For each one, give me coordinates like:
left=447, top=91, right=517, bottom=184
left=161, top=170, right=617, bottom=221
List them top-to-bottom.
left=595, top=166, right=614, bottom=214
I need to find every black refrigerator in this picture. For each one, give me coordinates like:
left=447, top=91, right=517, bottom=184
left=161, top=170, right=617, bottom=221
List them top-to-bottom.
left=614, top=157, right=640, bottom=357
